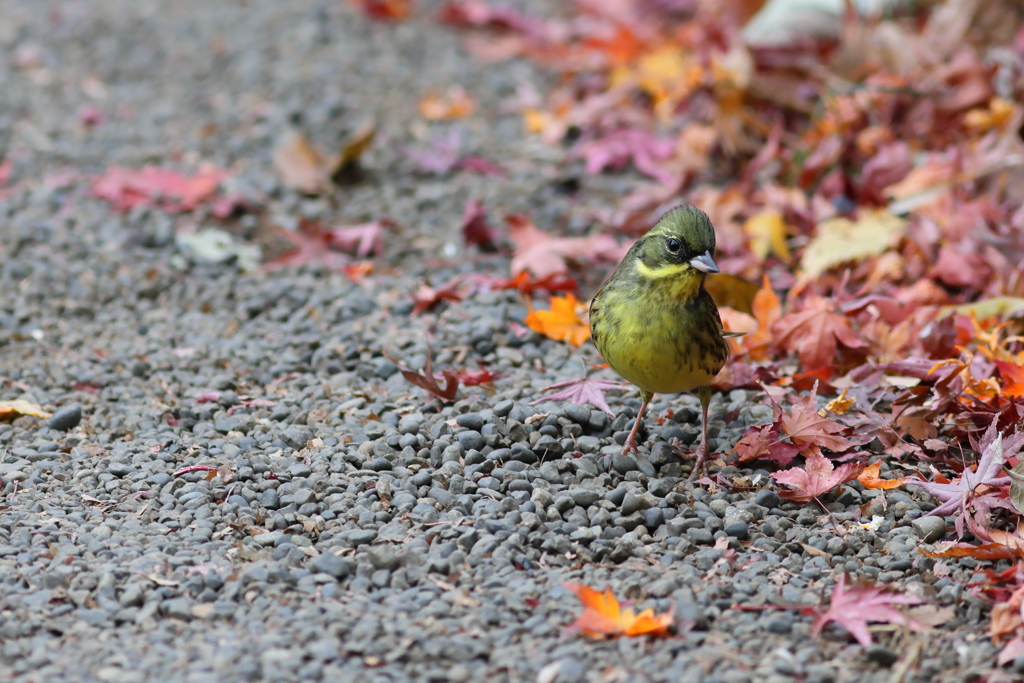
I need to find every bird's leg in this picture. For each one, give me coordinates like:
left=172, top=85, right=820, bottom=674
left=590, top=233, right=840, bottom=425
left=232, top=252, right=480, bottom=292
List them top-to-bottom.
left=689, top=385, right=713, bottom=480
left=621, top=391, right=652, bottom=455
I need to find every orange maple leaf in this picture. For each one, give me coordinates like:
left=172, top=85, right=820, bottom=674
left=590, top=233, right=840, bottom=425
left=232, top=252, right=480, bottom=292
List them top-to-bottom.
left=418, top=87, right=476, bottom=120
left=744, top=275, right=781, bottom=360
left=525, top=294, right=591, bottom=347
left=772, top=294, right=867, bottom=371
left=995, top=361, right=1024, bottom=399
left=858, top=462, right=907, bottom=490
left=564, top=583, right=673, bottom=638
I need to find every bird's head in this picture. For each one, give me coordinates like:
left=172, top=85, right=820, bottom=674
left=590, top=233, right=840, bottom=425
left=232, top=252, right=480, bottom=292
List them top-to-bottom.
left=632, top=205, right=719, bottom=281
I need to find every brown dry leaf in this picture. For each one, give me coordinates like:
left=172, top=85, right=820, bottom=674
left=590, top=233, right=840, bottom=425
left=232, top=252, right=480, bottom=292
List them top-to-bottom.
left=273, top=124, right=376, bottom=194
left=273, top=130, right=332, bottom=194
left=800, top=210, right=906, bottom=279
left=0, top=400, right=51, bottom=422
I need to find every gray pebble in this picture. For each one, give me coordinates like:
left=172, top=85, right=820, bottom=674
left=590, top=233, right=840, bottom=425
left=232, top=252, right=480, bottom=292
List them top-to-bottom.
left=48, top=403, right=83, bottom=431
left=911, top=516, right=947, bottom=543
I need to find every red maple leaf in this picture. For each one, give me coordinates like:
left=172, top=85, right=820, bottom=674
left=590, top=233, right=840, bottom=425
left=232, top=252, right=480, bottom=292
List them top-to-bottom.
left=461, top=199, right=499, bottom=251
left=412, top=278, right=466, bottom=314
left=772, top=295, right=867, bottom=371
left=386, top=351, right=459, bottom=402
left=457, top=364, right=501, bottom=386
left=531, top=376, right=626, bottom=416
left=778, top=387, right=854, bottom=452
left=772, top=452, right=863, bottom=503
left=806, top=574, right=928, bottom=647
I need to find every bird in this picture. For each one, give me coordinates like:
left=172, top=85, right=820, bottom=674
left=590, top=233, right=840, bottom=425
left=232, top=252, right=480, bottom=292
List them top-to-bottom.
left=589, top=205, right=730, bottom=479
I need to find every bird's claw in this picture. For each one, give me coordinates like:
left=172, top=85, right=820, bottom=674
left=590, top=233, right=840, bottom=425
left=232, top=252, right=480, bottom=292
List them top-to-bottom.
left=688, top=444, right=710, bottom=481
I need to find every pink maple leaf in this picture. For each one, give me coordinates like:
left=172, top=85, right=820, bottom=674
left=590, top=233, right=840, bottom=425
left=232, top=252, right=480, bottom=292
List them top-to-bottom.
left=576, top=129, right=677, bottom=185
left=91, top=164, right=229, bottom=212
left=326, top=220, right=395, bottom=259
left=531, top=376, right=626, bottom=416
left=771, top=452, right=863, bottom=503
left=807, top=574, right=927, bottom=647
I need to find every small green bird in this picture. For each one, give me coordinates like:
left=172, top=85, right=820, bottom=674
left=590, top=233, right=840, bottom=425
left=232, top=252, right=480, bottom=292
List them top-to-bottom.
left=589, top=205, right=730, bottom=478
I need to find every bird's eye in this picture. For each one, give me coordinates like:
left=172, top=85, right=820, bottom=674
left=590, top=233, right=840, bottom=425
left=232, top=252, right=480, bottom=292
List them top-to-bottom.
left=667, top=238, right=681, bottom=253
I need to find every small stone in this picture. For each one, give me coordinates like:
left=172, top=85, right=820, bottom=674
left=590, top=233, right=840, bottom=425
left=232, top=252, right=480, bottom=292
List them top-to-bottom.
left=48, top=403, right=83, bottom=431
left=455, top=413, right=485, bottom=431
left=457, top=430, right=485, bottom=452
left=612, top=454, right=638, bottom=475
left=569, top=489, right=600, bottom=508
left=754, top=489, right=783, bottom=510
left=258, top=490, right=280, bottom=509
left=621, top=492, right=644, bottom=516
left=911, top=516, right=947, bottom=543
left=724, top=521, right=749, bottom=539
left=688, top=528, right=714, bottom=544
left=347, top=529, right=378, bottom=547
left=310, top=552, right=353, bottom=578
left=864, top=645, right=898, bottom=667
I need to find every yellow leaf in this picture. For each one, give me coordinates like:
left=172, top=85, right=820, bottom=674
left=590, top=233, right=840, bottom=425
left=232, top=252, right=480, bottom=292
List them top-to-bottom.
left=743, top=210, right=790, bottom=262
left=801, top=210, right=906, bottom=278
left=525, top=294, right=591, bottom=347
left=942, top=297, right=1024, bottom=321
left=820, top=388, right=855, bottom=416
left=0, top=400, right=51, bottom=423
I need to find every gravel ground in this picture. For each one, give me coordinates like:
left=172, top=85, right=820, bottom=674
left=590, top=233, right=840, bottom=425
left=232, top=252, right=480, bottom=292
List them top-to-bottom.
left=0, top=1, right=1007, bottom=682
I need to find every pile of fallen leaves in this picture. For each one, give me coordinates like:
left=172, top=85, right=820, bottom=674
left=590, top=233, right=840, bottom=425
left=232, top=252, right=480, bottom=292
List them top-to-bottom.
left=421, top=0, right=1024, bottom=657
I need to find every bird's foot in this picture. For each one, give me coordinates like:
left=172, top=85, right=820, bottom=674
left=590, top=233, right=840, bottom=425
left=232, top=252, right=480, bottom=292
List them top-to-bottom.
left=620, top=434, right=640, bottom=455
left=688, top=444, right=710, bottom=481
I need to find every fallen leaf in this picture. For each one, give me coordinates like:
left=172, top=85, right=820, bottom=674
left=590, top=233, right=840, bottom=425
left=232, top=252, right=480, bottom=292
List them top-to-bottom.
left=351, top=0, right=412, bottom=20
left=419, top=86, right=476, bottom=120
left=273, top=125, right=376, bottom=193
left=273, top=130, right=332, bottom=194
left=91, top=164, right=228, bottom=212
left=461, top=199, right=498, bottom=251
left=744, top=210, right=790, bottom=262
left=800, top=210, right=906, bottom=279
left=507, top=214, right=623, bottom=279
left=326, top=221, right=392, bottom=259
left=704, top=273, right=759, bottom=315
left=745, top=275, right=781, bottom=360
left=412, top=278, right=465, bottom=314
left=525, top=293, right=591, bottom=346
left=773, top=295, right=867, bottom=371
left=386, top=350, right=459, bottom=402
left=531, top=376, right=625, bottom=416
left=779, top=385, right=854, bottom=451
left=821, top=389, right=855, bottom=415
left=0, top=400, right=51, bottom=422
left=772, top=452, right=863, bottom=503
left=1008, top=460, right=1024, bottom=515
left=858, top=462, right=907, bottom=490
left=173, top=465, right=218, bottom=477
left=808, top=574, right=927, bottom=647
left=564, top=583, right=673, bottom=638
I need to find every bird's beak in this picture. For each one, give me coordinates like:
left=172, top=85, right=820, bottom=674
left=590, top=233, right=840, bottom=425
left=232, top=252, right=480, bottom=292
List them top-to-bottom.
left=689, top=251, right=719, bottom=274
